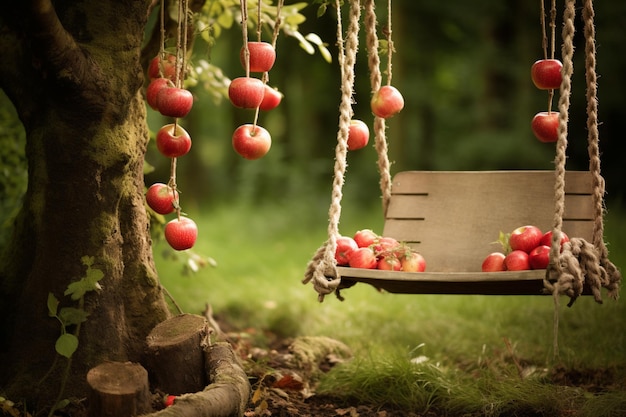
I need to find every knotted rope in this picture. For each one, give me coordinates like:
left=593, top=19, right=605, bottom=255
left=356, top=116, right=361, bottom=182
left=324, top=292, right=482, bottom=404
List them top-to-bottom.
left=302, top=0, right=362, bottom=302
left=543, top=0, right=621, bottom=309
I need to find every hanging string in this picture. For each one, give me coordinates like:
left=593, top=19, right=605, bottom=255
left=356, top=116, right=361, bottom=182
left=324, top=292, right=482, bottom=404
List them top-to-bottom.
left=240, top=0, right=250, bottom=78
left=303, top=0, right=362, bottom=302
left=383, top=0, right=394, bottom=86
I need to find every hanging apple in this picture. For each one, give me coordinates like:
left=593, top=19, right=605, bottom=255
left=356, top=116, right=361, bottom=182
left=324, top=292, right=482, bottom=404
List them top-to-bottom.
left=240, top=41, right=276, bottom=73
left=148, top=53, right=177, bottom=80
left=531, top=59, right=563, bottom=90
left=228, top=77, right=266, bottom=109
left=146, top=78, right=170, bottom=110
left=259, top=85, right=283, bottom=111
left=371, top=85, right=405, bottom=119
left=156, top=87, right=194, bottom=118
left=531, top=111, right=559, bottom=143
left=347, top=119, right=370, bottom=151
left=156, top=123, right=192, bottom=158
left=232, top=124, right=271, bottom=160
left=146, top=183, right=179, bottom=215
left=164, top=216, right=198, bottom=251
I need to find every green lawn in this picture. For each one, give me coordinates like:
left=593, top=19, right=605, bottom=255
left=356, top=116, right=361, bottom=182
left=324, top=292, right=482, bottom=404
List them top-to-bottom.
left=156, top=198, right=626, bottom=416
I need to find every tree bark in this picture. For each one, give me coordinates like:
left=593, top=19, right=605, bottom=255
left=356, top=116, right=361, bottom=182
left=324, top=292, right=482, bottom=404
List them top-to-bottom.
left=0, top=0, right=171, bottom=408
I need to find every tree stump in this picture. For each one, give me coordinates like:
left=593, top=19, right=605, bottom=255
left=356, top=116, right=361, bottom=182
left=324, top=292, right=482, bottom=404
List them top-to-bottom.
left=145, top=313, right=209, bottom=395
left=86, top=361, right=151, bottom=417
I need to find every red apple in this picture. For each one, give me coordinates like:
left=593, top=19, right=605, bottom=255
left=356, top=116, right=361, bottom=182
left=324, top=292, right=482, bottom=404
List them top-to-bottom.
left=240, top=41, right=276, bottom=73
left=148, top=53, right=177, bottom=80
left=531, top=59, right=563, bottom=90
left=228, top=77, right=265, bottom=109
left=146, top=78, right=170, bottom=110
left=259, top=85, right=283, bottom=111
left=370, top=85, right=404, bottom=119
left=157, top=87, right=193, bottom=118
left=531, top=111, right=559, bottom=143
left=347, top=119, right=370, bottom=151
left=156, top=123, right=192, bottom=158
left=232, top=124, right=271, bottom=160
left=146, top=183, right=179, bottom=215
left=164, top=216, right=198, bottom=251
left=509, top=225, right=543, bottom=253
left=353, top=229, right=379, bottom=248
left=539, top=230, right=569, bottom=250
left=335, top=236, right=358, bottom=266
left=373, top=236, right=399, bottom=256
left=529, top=245, right=551, bottom=270
left=348, top=247, right=377, bottom=269
left=504, top=250, right=530, bottom=271
left=400, top=251, right=426, bottom=272
left=481, top=252, right=506, bottom=272
left=377, top=254, right=402, bottom=271
left=164, top=395, right=177, bottom=407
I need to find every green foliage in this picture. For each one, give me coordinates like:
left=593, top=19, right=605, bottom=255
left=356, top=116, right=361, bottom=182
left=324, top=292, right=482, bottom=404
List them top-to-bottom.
left=47, top=256, right=103, bottom=358
left=63, top=256, right=104, bottom=301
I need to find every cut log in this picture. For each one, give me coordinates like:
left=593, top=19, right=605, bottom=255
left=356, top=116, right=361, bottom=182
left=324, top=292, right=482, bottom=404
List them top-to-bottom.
left=145, top=313, right=209, bottom=395
left=145, top=342, right=250, bottom=417
left=86, top=361, right=151, bottom=417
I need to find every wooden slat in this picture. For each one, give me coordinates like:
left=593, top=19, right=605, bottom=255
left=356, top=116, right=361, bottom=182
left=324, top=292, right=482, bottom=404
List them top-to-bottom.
left=336, top=170, right=598, bottom=295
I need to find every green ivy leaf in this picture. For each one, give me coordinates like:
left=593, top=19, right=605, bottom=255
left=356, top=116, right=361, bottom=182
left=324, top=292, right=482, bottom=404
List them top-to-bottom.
left=81, top=256, right=95, bottom=268
left=64, top=262, right=104, bottom=300
left=64, top=279, right=90, bottom=301
left=47, top=293, right=59, bottom=317
left=59, top=307, right=89, bottom=326
left=55, top=334, right=78, bottom=359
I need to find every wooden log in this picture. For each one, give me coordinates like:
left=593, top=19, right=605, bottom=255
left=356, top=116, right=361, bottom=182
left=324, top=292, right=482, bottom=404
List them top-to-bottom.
left=145, top=313, right=209, bottom=395
left=144, top=342, right=250, bottom=417
left=86, top=361, right=151, bottom=417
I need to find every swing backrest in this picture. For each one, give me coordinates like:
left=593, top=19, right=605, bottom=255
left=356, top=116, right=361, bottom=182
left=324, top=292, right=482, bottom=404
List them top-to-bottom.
left=383, top=170, right=595, bottom=273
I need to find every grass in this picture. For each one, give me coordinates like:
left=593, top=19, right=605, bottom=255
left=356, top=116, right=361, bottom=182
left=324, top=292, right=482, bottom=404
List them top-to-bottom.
left=156, top=197, right=626, bottom=416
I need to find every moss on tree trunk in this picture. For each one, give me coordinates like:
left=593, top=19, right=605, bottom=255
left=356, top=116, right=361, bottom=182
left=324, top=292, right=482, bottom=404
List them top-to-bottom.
left=0, top=0, right=171, bottom=409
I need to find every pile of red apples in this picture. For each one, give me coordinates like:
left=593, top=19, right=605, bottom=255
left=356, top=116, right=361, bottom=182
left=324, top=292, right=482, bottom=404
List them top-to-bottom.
left=481, top=225, right=569, bottom=272
left=335, top=229, right=426, bottom=272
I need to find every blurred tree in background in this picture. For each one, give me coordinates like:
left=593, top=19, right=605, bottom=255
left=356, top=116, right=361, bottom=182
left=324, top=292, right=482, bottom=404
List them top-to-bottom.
left=3, top=0, right=625, bottom=236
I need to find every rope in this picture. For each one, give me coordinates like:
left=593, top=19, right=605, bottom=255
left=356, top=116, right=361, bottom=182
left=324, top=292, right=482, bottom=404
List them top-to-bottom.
left=302, top=0, right=362, bottom=302
left=364, top=0, right=392, bottom=215
left=544, top=0, right=621, bottom=308
left=582, top=0, right=621, bottom=299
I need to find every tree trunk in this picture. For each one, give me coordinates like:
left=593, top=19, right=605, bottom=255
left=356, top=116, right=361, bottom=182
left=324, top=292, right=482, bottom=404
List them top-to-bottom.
left=0, top=0, right=171, bottom=409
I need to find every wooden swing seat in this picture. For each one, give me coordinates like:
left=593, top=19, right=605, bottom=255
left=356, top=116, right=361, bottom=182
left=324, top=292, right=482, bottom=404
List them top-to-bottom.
left=334, top=170, right=596, bottom=295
